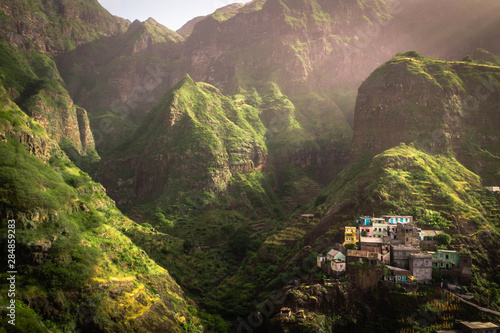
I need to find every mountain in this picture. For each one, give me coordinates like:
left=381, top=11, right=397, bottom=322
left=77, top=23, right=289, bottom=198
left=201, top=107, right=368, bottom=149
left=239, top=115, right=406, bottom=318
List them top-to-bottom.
left=0, top=0, right=129, bottom=54
left=1, top=0, right=500, bottom=331
left=177, top=3, right=246, bottom=38
left=0, top=39, right=94, bottom=157
left=351, top=51, right=500, bottom=184
left=96, top=75, right=268, bottom=209
left=0, top=77, right=207, bottom=331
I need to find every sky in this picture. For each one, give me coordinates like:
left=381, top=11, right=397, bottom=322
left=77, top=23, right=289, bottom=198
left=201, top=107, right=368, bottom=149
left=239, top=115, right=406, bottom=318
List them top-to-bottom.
left=97, top=0, right=248, bottom=31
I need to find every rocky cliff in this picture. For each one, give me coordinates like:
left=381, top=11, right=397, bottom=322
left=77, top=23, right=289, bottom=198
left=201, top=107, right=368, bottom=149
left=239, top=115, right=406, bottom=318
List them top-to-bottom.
left=0, top=0, right=129, bottom=54
left=0, top=39, right=95, bottom=156
left=351, top=51, right=500, bottom=184
left=96, top=76, right=268, bottom=208
left=0, top=77, right=206, bottom=332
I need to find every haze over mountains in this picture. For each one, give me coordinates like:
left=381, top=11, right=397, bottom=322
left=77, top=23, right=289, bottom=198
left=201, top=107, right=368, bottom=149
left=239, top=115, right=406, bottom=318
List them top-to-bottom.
left=0, top=0, right=500, bottom=332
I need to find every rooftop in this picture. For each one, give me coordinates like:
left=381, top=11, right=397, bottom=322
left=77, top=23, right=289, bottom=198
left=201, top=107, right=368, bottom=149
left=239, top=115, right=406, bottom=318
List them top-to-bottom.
left=382, top=215, right=413, bottom=218
left=420, top=230, right=444, bottom=236
left=360, top=237, right=383, bottom=244
left=391, top=245, right=420, bottom=251
left=327, top=249, right=341, bottom=257
left=437, top=249, right=459, bottom=254
left=347, top=250, right=380, bottom=260
left=409, top=253, right=432, bottom=258
left=385, top=265, right=410, bottom=272
left=459, top=320, right=500, bottom=329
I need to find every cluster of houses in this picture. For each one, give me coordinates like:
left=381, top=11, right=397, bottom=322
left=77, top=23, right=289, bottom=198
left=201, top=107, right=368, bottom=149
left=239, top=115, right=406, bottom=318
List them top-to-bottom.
left=317, top=215, right=472, bottom=283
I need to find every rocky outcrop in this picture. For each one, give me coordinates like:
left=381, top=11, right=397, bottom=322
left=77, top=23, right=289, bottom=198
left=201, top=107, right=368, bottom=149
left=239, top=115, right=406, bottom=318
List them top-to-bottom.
left=0, top=0, right=129, bottom=54
left=177, top=3, right=245, bottom=38
left=351, top=52, right=500, bottom=183
left=96, top=76, right=268, bottom=208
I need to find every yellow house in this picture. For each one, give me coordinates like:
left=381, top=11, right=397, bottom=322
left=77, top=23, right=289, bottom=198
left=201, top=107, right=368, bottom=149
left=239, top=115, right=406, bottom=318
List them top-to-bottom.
left=343, top=226, right=358, bottom=246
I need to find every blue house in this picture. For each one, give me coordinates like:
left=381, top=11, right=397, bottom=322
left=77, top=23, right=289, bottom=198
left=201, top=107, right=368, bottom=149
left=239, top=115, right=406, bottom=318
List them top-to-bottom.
left=383, top=215, right=413, bottom=224
left=357, top=216, right=372, bottom=226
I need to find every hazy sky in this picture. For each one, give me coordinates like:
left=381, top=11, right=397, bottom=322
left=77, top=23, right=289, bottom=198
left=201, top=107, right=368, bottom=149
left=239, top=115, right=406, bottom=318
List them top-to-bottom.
left=97, top=0, right=248, bottom=31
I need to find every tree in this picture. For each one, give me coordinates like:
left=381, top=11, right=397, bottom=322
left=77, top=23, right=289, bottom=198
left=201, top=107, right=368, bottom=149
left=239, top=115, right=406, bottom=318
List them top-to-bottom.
left=462, top=55, right=474, bottom=63
left=435, top=233, right=451, bottom=246
left=345, top=243, right=358, bottom=250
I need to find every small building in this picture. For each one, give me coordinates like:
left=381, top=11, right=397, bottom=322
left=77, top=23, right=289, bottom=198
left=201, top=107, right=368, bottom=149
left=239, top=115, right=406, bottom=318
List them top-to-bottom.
left=485, top=186, right=500, bottom=192
left=301, top=214, right=315, bottom=221
left=383, top=215, right=413, bottom=224
left=357, top=216, right=373, bottom=226
left=357, top=216, right=385, bottom=226
left=372, top=222, right=388, bottom=238
left=394, top=223, right=420, bottom=246
left=387, top=224, right=397, bottom=239
left=359, top=225, right=374, bottom=237
left=344, top=226, right=358, bottom=246
left=419, top=230, right=444, bottom=241
left=359, top=237, right=390, bottom=263
left=391, top=245, right=420, bottom=269
left=318, top=249, right=346, bottom=276
left=326, top=249, right=345, bottom=262
left=327, top=249, right=347, bottom=275
left=347, top=249, right=380, bottom=266
left=431, top=250, right=460, bottom=270
left=409, top=253, right=433, bottom=282
left=459, top=253, right=472, bottom=277
left=329, top=259, right=346, bottom=276
left=383, top=265, right=412, bottom=283
left=458, top=320, right=499, bottom=333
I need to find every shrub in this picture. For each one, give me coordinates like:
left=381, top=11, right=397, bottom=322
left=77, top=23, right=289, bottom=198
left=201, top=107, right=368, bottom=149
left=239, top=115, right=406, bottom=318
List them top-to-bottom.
left=402, top=50, right=422, bottom=59
left=462, top=55, right=474, bottom=63
left=435, top=233, right=452, bottom=246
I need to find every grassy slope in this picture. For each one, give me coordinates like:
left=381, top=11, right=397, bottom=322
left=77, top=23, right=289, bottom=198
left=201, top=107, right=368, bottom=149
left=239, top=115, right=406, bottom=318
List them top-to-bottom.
left=0, top=39, right=96, bottom=157
left=0, top=79, right=209, bottom=332
left=316, top=145, right=500, bottom=309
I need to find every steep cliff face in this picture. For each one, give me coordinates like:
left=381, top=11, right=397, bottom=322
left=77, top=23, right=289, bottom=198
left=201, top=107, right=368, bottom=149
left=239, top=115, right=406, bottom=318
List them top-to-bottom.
left=0, top=0, right=129, bottom=54
left=181, top=0, right=500, bottom=95
left=177, top=3, right=245, bottom=38
left=55, top=18, right=187, bottom=152
left=0, top=40, right=94, bottom=156
left=351, top=51, right=500, bottom=183
left=96, top=76, right=268, bottom=208
left=0, top=80, right=204, bottom=332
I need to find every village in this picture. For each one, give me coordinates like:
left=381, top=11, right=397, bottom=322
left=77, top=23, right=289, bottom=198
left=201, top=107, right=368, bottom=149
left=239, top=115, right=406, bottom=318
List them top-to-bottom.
left=272, top=215, right=500, bottom=332
left=316, top=215, right=472, bottom=284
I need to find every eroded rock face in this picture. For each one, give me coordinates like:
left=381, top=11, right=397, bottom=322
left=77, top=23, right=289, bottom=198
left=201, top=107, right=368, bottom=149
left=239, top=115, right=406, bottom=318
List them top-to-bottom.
left=0, top=0, right=129, bottom=54
left=351, top=53, right=500, bottom=182
left=96, top=76, right=268, bottom=208
left=23, top=88, right=95, bottom=154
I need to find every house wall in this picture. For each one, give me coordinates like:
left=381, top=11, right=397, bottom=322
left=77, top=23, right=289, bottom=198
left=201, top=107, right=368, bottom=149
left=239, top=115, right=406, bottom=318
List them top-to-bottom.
left=383, top=216, right=413, bottom=224
left=372, top=223, right=388, bottom=238
left=360, top=226, right=373, bottom=237
left=344, top=227, right=358, bottom=245
left=420, top=240, right=438, bottom=248
left=433, top=251, right=460, bottom=269
left=410, top=254, right=433, bottom=282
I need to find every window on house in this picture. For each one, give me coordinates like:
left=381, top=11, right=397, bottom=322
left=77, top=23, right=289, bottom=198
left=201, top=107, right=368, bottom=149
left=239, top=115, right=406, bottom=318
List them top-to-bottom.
left=446, top=255, right=449, bottom=259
